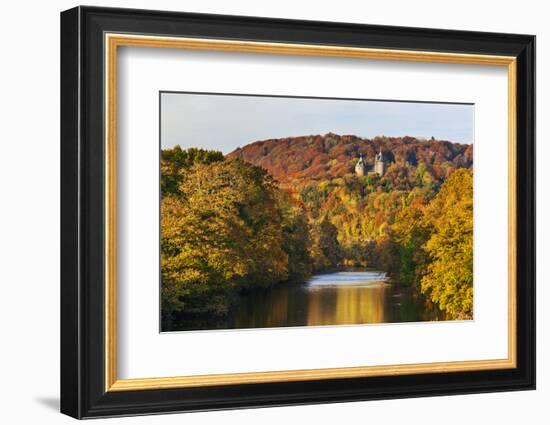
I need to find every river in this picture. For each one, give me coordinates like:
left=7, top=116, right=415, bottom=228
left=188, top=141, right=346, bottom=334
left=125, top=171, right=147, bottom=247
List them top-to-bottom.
left=170, top=269, right=443, bottom=331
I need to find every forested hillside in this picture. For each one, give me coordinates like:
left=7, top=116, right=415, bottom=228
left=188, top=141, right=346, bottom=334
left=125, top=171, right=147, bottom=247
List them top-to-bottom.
left=227, top=133, right=473, bottom=186
left=161, top=134, right=474, bottom=328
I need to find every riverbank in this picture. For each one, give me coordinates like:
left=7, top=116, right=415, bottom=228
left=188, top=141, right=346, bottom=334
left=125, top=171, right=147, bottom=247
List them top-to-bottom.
left=164, top=269, right=444, bottom=332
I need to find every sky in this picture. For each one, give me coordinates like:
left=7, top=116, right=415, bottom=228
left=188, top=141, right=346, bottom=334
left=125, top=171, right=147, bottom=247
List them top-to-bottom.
left=161, top=92, right=474, bottom=154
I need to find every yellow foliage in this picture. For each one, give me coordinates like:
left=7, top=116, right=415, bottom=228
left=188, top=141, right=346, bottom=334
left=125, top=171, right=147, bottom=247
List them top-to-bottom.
left=420, top=168, right=473, bottom=319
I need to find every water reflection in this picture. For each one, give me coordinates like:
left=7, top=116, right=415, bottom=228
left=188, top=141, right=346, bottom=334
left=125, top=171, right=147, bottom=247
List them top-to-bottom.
left=227, top=269, right=442, bottom=330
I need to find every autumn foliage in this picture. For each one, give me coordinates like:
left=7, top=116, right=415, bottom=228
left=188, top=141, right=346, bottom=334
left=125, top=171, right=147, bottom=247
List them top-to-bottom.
left=227, top=133, right=472, bottom=186
left=161, top=134, right=474, bottom=326
left=161, top=148, right=318, bottom=327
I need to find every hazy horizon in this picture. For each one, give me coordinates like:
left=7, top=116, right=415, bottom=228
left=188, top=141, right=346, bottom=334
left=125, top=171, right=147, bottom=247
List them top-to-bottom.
left=161, top=92, right=474, bottom=154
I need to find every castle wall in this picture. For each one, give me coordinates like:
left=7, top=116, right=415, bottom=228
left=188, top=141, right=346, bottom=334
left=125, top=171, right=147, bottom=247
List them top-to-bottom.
left=374, top=160, right=385, bottom=175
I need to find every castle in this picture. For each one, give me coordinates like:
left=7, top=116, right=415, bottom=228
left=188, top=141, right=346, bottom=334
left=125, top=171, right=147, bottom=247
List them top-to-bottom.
left=355, top=151, right=387, bottom=176
left=374, top=151, right=387, bottom=175
left=355, top=154, right=368, bottom=176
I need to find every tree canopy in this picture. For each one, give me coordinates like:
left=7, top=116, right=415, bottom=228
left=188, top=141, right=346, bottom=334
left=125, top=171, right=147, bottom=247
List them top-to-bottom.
left=161, top=141, right=474, bottom=325
left=420, top=168, right=473, bottom=319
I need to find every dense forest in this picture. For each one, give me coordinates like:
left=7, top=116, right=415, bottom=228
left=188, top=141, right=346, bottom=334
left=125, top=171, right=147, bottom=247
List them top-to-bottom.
left=227, top=132, right=473, bottom=186
left=161, top=133, right=474, bottom=328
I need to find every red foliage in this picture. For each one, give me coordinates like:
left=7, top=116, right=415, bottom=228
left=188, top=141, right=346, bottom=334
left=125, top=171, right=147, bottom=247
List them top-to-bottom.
left=227, top=133, right=473, bottom=187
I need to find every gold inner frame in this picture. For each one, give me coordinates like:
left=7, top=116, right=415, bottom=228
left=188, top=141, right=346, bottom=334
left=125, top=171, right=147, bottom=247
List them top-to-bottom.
left=104, top=33, right=517, bottom=392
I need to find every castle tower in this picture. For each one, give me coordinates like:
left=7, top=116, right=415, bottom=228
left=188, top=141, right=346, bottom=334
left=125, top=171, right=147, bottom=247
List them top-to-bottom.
left=374, top=150, right=386, bottom=176
left=355, top=154, right=368, bottom=176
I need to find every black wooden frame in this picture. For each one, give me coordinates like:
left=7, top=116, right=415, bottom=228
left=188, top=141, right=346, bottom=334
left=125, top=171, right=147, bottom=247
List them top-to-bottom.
left=60, top=5, right=536, bottom=419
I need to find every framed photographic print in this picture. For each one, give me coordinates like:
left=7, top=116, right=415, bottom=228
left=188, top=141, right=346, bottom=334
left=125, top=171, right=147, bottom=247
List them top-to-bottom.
left=60, top=6, right=535, bottom=419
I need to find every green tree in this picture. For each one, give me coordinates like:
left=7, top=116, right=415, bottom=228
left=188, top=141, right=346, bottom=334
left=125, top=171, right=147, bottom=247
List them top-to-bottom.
left=161, top=146, right=224, bottom=195
left=277, top=191, right=313, bottom=280
left=390, top=196, right=431, bottom=287
left=310, top=217, right=341, bottom=271
left=373, top=236, right=401, bottom=278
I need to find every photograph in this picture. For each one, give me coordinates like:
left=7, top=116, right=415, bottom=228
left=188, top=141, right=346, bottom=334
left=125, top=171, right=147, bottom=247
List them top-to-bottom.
left=57, top=5, right=536, bottom=419
left=160, top=92, right=474, bottom=332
